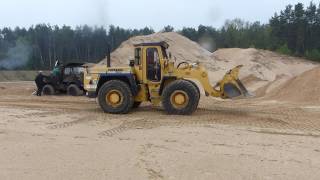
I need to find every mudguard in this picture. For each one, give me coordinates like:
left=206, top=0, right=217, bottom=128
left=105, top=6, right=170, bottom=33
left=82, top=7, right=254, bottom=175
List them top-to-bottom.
left=99, top=73, right=139, bottom=96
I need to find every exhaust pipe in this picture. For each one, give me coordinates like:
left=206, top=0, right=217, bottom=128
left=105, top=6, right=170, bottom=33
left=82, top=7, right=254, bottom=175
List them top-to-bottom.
left=106, top=44, right=111, bottom=67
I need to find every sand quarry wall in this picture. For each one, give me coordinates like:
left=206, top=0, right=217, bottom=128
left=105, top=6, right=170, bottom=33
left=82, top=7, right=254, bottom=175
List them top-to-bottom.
left=100, top=32, right=319, bottom=103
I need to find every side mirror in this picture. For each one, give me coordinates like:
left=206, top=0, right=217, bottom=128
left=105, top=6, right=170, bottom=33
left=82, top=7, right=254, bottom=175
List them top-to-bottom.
left=129, top=59, right=135, bottom=67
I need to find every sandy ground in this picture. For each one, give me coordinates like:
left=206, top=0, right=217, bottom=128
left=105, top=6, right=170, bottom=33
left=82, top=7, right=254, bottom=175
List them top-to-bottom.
left=1, top=82, right=320, bottom=180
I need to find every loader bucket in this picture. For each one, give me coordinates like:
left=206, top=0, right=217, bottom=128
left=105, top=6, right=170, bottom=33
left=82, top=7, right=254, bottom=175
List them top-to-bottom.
left=216, top=65, right=253, bottom=99
left=223, top=79, right=253, bottom=99
left=235, top=79, right=253, bottom=97
left=223, top=83, right=242, bottom=98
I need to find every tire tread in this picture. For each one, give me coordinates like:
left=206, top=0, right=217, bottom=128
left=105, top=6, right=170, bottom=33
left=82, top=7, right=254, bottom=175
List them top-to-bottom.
left=98, top=80, right=133, bottom=114
left=162, top=80, right=200, bottom=115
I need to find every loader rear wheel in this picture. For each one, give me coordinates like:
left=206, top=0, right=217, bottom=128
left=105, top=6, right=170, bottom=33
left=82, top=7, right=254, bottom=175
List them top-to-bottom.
left=98, top=80, right=133, bottom=114
left=162, top=80, right=200, bottom=115
left=42, top=84, right=55, bottom=96
left=67, top=84, right=83, bottom=96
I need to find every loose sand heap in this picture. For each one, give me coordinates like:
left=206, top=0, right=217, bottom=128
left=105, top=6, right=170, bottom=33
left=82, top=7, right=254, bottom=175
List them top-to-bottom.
left=100, top=32, right=319, bottom=103
left=100, top=32, right=213, bottom=67
left=267, top=66, right=320, bottom=103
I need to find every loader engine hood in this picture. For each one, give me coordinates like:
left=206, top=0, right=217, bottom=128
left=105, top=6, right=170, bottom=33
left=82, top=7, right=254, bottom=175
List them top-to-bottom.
left=84, top=65, right=134, bottom=94
left=86, top=65, right=133, bottom=74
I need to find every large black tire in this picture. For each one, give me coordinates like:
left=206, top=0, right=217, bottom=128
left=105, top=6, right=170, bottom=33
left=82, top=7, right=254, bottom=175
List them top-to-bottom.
left=98, top=80, right=134, bottom=114
left=162, top=80, right=200, bottom=115
left=185, top=80, right=201, bottom=98
left=42, top=84, right=55, bottom=96
left=67, top=84, right=83, bottom=96
left=132, top=102, right=142, bottom=108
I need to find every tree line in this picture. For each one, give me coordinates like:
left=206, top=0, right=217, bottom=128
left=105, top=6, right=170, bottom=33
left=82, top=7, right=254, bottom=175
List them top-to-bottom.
left=0, top=1, right=319, bottom=70
left=0, top=25, right=154, bottom=70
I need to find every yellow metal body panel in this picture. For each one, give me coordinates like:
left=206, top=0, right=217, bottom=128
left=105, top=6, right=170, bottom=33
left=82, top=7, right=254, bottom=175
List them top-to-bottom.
left=83, top=65, right=133, bottom=92
left=134, top=84, right=149, bottom=102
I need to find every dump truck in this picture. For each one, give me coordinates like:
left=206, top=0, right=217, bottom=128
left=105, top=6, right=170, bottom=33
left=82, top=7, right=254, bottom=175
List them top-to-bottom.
left=83, top=42, right=250, bottom=115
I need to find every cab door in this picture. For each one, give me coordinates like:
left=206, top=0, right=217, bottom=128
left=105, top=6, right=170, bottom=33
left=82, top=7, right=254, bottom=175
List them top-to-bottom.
left=142, top=46, right=164, bottom=105
left=142, top=46, right=163, bottom=83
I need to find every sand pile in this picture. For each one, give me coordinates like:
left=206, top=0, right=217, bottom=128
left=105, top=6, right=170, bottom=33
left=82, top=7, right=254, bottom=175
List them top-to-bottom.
left=100, top=32, right=319, bottom=100
left=100, top=32, right=213, bottom=67
left=211, top=48, right=317, bottom=90
left=212, top=48, right=315, bottom=80
left=266, top=66, right=320, bottom=103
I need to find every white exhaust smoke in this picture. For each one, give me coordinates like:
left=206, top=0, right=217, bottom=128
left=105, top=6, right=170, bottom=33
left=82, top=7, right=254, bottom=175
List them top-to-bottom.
left=0, top=39, right=31, bottom=70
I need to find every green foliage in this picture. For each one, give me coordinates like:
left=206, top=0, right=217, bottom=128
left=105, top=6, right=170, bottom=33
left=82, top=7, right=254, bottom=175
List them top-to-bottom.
left=270, top=1, right=320, bottom=57
left=179, top=21, right=270, bottom=50
left=162, top=25, right=174, bottom=32
left=179, top=27, right=198, bottom=41
left=276, top=44, right=292, bottom=55
left=305, top=49, right=320, bottom=61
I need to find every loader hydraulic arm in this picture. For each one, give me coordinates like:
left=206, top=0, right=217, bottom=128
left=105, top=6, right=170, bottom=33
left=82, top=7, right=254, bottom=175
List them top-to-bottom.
left=174, top=63, right=248, bottom=99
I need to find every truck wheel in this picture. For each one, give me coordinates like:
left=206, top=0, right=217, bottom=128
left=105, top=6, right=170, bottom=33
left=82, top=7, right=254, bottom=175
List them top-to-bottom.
left=98, top=80, right=134, bottom=114
left=162, top=80, right=200, bottom=115
left=42, top=84, right=55, bottom=96
left=67, top=84, right=83, bottom=96
left=132, top=102, right=142, bottom=108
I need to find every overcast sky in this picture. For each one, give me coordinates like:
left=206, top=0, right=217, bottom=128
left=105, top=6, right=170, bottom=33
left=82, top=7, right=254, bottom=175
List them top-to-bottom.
left=0, top=0, right=314, bottom=30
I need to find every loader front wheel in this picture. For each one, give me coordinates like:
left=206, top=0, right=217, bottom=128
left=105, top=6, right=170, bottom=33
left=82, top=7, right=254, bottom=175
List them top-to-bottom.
left=98, top=80, right=134, bottom=114
left=162, top=80, right=200, bottom=115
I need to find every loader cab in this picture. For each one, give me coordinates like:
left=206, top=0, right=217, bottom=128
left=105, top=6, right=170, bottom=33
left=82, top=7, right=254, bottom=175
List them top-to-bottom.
left=133, top=41, right=169, bottom=83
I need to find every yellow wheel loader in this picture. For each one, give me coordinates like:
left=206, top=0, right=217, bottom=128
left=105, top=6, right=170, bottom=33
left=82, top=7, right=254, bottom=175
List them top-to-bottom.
left=84, top=41, right=251, bottom=115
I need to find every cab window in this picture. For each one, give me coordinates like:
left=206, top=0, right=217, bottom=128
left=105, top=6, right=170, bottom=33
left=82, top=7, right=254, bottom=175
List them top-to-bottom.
left=134, top=48, right=141, bottom=65
left=64, top=67, right=71, bottom=75
left=64, top=67, right=84, bottom=75
left=73, top=67, right=84, bottom=74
